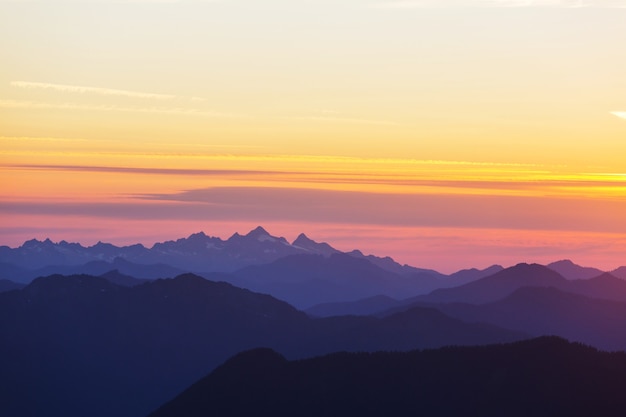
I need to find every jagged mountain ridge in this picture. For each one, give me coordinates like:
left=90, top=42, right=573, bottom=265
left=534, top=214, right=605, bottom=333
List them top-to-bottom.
left=0, top=227, right=423, bottom=279
left=3, top=227, right=620, bottom=285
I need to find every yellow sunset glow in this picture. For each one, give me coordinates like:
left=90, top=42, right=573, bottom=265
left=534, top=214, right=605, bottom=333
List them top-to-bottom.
left=1, top=0, right=625, bottom=271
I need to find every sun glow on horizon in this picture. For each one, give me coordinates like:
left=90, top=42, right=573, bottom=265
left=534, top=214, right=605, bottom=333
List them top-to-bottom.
left=1, top=1, right=625, bottom=270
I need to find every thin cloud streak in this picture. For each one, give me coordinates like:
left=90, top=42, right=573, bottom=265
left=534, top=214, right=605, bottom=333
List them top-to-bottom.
left=11, top=81, right=176, bottom=100
left=0, top=99, right=237, bottom=117
left=611, top=111, right=626, bottom=120
left=0, top=138, right=539, bottom=168
left=6, top=164, right=625, bottom=193
left=9, top=164, right=287, bottom=177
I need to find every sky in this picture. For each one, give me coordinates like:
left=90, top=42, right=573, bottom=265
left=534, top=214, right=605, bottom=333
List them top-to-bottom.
left=1, top=0, right=625, bottom=273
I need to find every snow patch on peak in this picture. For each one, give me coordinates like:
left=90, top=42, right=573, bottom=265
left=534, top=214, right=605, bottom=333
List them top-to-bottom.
left=257, top=234, right=277, bottom=243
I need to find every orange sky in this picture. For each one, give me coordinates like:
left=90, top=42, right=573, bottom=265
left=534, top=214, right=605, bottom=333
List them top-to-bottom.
left=1, top=1, right=625, bottom=272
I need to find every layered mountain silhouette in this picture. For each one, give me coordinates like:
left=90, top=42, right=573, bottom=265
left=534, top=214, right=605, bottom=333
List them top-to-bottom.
left=0, top=227, right=351, bottom=276
left=0, top=227, right=505, bottom=306
left=4, top=228, right=621, bottom=308
left=3, top=229, right=626, bottom=417
left=229, top=253, right=448, bottom=308
left=547, top=259, right=605, bottom=280
left=307, top=263, right=626, bottom=320
left=408, top=263, right=626, bottom=305
left=413, top=263, right=569, bottom=304
left=305, top=264, right=509, bottom=316
left=612, top=266, right=626, bottom=280
left=0, top=273, right=522, bottom=417
left=0, top=278, right=24, bottom=292
left=417, top=286, right=626, bottom=351
left=306, top=294, right=401, bottom=317
left=148, top=337, right=626, bottom=417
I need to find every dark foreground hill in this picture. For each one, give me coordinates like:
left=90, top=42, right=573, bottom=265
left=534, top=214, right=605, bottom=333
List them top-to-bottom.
left=0, top=273, right=522, bottom=417
left=149, top=337, right=626, bottom=417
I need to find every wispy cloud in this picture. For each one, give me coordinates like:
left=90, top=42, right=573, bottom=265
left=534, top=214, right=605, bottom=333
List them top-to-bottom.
left=370, top=0, right=626, bottom=8
left=11, top=81, right=176, bottom=100
left=0, top=99, right=237, bottom=117
left=611, top=111, right=626, bottom=120
left=9, top=164, right=286, bottom=177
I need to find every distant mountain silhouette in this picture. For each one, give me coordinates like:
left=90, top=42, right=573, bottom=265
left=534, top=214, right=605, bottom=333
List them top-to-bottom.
left=0, top=227, right=332, bottom=274
left=0, top=228, right=433, bottom=283
left=5, top=229, right=621, bottom=310
left=292, top=233, right=339, bottom=256
left=0, top=238, right=150, bottom=270
left=346, top=249, right=445, bottom=277
left=230, top=253, right=451, bottom=308
left=0, top=258, right=185, bottom=284
left=548, top=259, right=605, bottom=280
left=0, top=262, right=31, bottom=283
left=411, top=263, right=568, bottom=305
left=446, top=263, right=505, bottom=284
left=305, top=264, right=506, bottom=317
left=381, top=265, right=626, bottom=320
left=612, top=266, right=626, bottom=280
left=98, top=269, right=148, bottom=286
left=567, top=272, right=626, bottom=302
left=0, top=273, right=522, bottom=417
left=427, top=286, right=626, bottom=351
left=306, top=294, right=399, bottom=317
left=148, top=337, right=626, bottom=417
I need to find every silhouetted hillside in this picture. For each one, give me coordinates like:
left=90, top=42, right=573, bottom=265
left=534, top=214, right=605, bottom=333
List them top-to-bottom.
left=347, top=249, right=445, bottom=277
left=230, top=253, right=458, bottom=308
left=234, top=255, right=499, bottom=310
left=0, top=258, right=186, bottom=283
left=548, top=259, right=605, bottom=280
left=0, top=261, right=31, bottom=283
left=403, top=263, right=626, bottom=308
left=410, top=263, right=567, bottom=305
left=304, top=264, right=507, bottom=317
left=447, top=264, right=504, bottom=285
left=611, top=266, right=626, bottom=280
left=98, top=269, right=149, bottom=287
left=567, top=272, right=626, bottom=302
left=0, top=273, right=522, bottom=417
left=0, top=279, right=24, bottom=292
left=429, top=286, right=626, bottom=351
left=306, top=294, right=399, bottom=317
left=148, top=337, right=626, bottom=417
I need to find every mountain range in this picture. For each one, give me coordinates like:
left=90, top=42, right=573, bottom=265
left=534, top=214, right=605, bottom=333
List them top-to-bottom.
left=0, top=227, right=343, bottom=274
left=2, top=227, right=626, bottom=417
left=5, top=227, right=622, bottom=308
left=0, top=273, right=523, bottom=417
